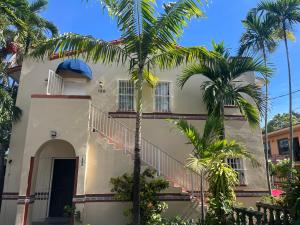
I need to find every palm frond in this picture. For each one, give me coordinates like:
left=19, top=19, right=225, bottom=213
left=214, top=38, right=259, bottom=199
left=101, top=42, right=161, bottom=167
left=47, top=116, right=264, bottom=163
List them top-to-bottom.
left=29, top=0, right=48, bottom=13
left=153, top=0, right=204, bottom=48
left=30, top=33, right=129, bottom=65
left=151, top=46, right=212, bottom=70
left=130, top=69, right=158, bottom=87
left=235, top=83, right=265, bottom=116
left=236, top=97, right=260, bottom=127
left=167, top=119, right=202, bottom=152
left=208, top=139, right=260, bottom=167
left=186, top=155, right=206, bottom=173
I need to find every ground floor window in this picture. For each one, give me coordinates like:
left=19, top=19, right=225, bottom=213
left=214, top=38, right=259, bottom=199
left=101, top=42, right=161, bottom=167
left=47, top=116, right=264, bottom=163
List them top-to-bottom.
left=226, top=158, right=246, bottom=185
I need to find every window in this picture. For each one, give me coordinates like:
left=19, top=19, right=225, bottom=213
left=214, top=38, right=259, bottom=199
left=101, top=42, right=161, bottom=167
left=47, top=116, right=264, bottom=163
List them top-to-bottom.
left=118, top=80, right=134, bottom=111
left=155, top=82, right=171, bottom=112
left=224, top=97, right=235, bottom=106
left=277, top=138, right=289, bottom=155
left=226, top=158, right=246, bottom=185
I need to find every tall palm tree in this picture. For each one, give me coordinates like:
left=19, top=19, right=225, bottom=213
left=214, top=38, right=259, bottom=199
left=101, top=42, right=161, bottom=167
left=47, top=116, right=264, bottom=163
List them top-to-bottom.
left=11, top=0, right=58, bottom=56
left=31, top=0, right=211, bottom=223
left=257, top=0, right=300, bottom=167
left=239, top=11, right=277, bottom=194
left=178, top=42, right=269, bottom=137
left=0, top=85, right=21, bottom=208
left=169, top=117, right=259, bottom=224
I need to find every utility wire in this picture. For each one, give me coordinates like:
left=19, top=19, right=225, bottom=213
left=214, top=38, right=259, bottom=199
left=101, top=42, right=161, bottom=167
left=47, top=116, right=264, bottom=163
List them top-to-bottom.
left=270, top=88, right=300, bottom=100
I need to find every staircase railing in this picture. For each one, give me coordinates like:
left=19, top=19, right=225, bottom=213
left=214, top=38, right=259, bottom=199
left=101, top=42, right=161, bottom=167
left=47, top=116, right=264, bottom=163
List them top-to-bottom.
left=89, top=104, right=204, bottom=200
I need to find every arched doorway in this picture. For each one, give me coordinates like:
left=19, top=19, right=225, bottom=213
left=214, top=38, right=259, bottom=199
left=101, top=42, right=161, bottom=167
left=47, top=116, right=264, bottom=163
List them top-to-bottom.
left=31, top=139, right=77, bottom=222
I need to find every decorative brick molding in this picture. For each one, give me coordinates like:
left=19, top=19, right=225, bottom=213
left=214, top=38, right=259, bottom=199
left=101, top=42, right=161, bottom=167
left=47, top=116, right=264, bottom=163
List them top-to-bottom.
left=31, top=94, right=91, bottom=99
left=108, top=112, right=246, bottom=121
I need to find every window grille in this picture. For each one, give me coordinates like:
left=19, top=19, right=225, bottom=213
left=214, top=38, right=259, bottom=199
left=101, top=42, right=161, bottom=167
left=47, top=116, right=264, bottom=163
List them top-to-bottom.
left=118, top=80, right=134, bottom=111
left=155, top=82, right=171, bottom=112
left=224, top=97, right=235, bottom=106
left=226, top=158, right=246, bottom=185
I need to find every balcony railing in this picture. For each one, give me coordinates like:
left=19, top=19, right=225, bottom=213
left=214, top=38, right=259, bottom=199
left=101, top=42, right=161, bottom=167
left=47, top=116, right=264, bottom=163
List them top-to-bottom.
left=46, top=70, right=64, bottom=95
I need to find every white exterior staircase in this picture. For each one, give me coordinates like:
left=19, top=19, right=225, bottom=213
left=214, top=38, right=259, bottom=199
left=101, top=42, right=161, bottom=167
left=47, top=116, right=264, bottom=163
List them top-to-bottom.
left=89, top=104, right=206, bottom=209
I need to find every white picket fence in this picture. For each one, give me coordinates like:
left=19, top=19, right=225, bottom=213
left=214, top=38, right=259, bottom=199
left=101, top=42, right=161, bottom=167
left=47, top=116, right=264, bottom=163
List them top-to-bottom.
left=46, top=70, right=64, bottom=95
left=89, top=104, right=205, bottom=201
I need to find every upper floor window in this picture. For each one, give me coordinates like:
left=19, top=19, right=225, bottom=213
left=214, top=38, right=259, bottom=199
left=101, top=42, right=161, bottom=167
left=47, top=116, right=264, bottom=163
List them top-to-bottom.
left=118, top=80, right=134, bottom=111
left=155, top=82, right=171, bottom=112
left=278, top=138, right=289, bottom=155
left=226, top=158, right=246, bottom=185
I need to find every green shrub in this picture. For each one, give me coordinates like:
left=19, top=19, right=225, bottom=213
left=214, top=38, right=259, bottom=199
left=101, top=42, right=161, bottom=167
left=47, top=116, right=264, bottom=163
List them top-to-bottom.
left=110, top=168, right=169, bottom=225
left=161, top=216, right=196, bottom=225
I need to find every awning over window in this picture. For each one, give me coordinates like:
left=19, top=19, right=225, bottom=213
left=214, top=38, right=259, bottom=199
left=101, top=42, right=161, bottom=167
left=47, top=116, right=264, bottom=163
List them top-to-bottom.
left=56, top=59, right=92, bottom=80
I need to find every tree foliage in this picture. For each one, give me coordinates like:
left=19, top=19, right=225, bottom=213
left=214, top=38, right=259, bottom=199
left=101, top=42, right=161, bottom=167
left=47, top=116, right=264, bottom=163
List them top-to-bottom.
left=178, top=41, right=269, bottom=130
left=266, top=112, right=300, bottom=132
left=169, top=116, right=259, bottom=225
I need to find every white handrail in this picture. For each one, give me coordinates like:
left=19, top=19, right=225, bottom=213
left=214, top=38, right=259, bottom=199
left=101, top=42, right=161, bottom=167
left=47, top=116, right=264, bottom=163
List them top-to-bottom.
left=47, top=70, right=64, bottom=95
left=89, top=104, right=205, bottom=200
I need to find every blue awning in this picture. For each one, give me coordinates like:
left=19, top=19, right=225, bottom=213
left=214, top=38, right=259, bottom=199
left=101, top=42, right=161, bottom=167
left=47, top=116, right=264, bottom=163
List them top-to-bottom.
left=56, top=59, right=92, bottom=80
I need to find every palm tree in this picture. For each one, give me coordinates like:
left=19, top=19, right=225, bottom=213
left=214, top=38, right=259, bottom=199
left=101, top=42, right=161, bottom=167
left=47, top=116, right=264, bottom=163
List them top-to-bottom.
left=0, top=0, right=27, bottom=29
left=31, top=0, right=211, bottom=223
left=257, top=0, right=300, bottom=167
left=239, top=11, right=277, bottom=194
left=178, top=42, right=269, bottom=137
left=0, top=85, right=21, bottom=208
left=169, top=117, right=259, bottom=224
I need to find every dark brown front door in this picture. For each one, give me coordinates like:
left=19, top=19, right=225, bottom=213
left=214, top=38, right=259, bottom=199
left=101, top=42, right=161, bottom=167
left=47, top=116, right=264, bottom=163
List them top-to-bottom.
left=49, top=159, right=76, bottom=217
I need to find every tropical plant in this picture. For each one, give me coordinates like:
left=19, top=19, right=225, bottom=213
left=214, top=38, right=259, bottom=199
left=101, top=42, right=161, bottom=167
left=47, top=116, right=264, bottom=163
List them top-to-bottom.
left=0, top=0, right=27, bottom=30
left=30, top=0, right=211, bottom=223
left=257, top=0, right=300, bottom=166
left=239, top=10, right=278, bottom=195
left=178, top=41, right=269, bottom=137
left=0, top=85, right=21, bottom=208
left=168, top=116, right=259, bottom=224
left=110, top=168, right=169, bottom=225
left=161, top=216, right=196, bottom=225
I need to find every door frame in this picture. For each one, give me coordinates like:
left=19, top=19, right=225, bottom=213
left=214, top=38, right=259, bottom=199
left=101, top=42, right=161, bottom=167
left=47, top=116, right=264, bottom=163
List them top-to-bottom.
left=47, top=157, right=78, bottom=217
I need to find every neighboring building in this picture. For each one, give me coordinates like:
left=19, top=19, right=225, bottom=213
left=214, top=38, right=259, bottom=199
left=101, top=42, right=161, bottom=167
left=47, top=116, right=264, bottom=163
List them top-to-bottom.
left=0, top=52, right=268, bottom=225
left=263, top=124, right=300, bottom=166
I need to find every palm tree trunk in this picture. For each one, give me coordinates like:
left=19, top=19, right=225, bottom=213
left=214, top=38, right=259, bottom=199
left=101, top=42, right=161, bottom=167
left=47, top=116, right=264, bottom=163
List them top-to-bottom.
left=283, top=28, right=294, bottom=169
left=262, top=48, right=272, bottom=195
left=132, top=66, right=143, bottom=225
left=220, top=100, right=225, bottom=139
left=0, top=144, right=5, bottom=210
left=200, top=170, right=205, bottom=225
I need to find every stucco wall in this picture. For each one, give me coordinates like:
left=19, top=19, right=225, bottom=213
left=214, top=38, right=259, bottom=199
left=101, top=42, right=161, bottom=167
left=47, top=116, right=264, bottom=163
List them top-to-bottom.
left=0, top=57, right=268, bottom=225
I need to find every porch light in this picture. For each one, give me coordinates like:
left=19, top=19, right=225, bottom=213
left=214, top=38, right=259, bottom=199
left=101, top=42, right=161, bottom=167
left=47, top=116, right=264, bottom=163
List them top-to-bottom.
left=50, top=130, right=57, bottom=139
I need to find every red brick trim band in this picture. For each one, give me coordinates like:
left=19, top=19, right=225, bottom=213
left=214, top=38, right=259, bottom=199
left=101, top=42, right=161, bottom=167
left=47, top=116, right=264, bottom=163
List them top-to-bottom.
left=31, top=94, right=91, bottom=99
left=108, top=112, right=246, bottom=121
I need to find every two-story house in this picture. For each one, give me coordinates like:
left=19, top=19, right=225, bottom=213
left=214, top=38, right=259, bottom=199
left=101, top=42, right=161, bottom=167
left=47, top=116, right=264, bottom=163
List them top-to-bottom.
left=0, top=52, right=268, bottom=225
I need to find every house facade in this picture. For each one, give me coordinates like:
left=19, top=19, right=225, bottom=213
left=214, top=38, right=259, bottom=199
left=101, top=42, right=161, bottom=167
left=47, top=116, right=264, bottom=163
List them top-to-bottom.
left=0, top=55, right=268, bottom=225
left=264, top=124, right=300, bottom=166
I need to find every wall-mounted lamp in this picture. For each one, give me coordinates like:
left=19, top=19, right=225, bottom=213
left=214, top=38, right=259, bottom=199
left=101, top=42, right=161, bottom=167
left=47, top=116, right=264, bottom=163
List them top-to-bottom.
left=98, top=81, right=106, bottom=93
left=50, top=130, right=57, bottom=139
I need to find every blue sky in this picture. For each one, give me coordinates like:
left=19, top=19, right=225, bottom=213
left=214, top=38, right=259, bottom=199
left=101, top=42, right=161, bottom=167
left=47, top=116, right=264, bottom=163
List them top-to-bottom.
left=41, top=0, right=300, bottom=119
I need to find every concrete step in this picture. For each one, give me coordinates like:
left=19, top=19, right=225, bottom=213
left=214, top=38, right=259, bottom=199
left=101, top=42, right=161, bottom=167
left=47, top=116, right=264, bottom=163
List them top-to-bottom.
left=32, top=217, right=71, bottom=225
